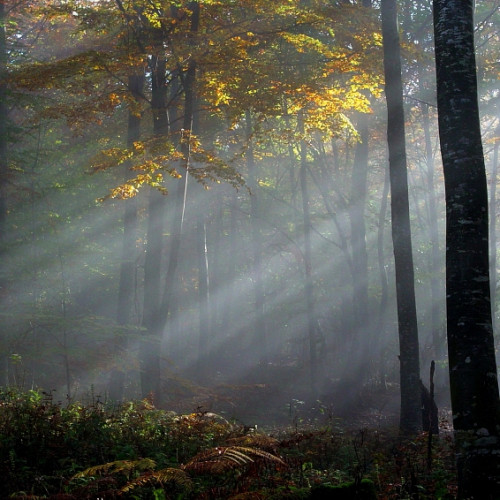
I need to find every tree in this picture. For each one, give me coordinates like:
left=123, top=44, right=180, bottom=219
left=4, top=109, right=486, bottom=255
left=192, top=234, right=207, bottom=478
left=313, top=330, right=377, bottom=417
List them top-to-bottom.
left=0, top=0, right=9, bottom=385
left=381, top=0, right=421, bottom=435
left=433, top=0, right=500, bottom=496
left=108, top=72, right=143, bottom=401
left=245, top=109, right=268, bottom=368
left=298, top=109, right=317, bottom=395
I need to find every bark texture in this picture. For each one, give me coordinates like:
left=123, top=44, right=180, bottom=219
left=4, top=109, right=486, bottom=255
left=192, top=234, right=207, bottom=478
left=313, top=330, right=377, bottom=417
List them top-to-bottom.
left=434, top=0, right=500, bottom=497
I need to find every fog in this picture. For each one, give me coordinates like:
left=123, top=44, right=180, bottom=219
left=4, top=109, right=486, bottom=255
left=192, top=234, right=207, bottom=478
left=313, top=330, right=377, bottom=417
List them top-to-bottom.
left=1, top=0, right=498, bottom=427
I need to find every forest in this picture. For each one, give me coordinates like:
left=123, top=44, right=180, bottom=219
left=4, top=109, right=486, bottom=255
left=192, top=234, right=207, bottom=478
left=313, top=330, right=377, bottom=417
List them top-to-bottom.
left=0, top=0, right=499, bottom=498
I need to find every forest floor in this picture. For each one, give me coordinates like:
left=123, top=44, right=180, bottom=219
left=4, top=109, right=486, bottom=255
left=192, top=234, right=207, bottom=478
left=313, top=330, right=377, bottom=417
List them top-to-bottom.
left=0, top=382, right=458, bottom=499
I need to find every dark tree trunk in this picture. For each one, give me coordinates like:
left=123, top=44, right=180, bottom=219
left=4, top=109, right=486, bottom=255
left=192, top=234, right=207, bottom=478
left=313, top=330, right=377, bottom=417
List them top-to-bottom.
left=0, top=0, right=6, bottom=246
left=381, top=0, right=422, bottom=435
left=433, top=0, right=500, bottom=496
left=0, top=1, right=8, bottom=385
left=139, top=3, right=199, bottom=403
left=159, top=3, right=199, bottom=327
left=140, top=56, right=168, bottom=403
left=108, top=73, right=143, bottom=401
left=245, top=109, right=268, bottom=367
left=298, top=110, right=317, bottom=396
left=489, top=129, right=499, bottom=333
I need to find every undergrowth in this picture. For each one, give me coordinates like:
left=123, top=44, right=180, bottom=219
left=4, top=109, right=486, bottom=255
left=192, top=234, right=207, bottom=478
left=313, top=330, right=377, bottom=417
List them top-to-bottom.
left=0, top=388, right=457, bottom=498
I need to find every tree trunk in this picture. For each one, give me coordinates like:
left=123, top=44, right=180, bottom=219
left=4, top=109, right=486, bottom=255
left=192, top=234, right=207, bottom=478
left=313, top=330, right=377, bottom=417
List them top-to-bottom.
left=0, top=0, right=9, bottom=385
left=381, top=0, right=422, bottom=435
left=433, top=1, right=500, bottom=496
left=159, top=3, right=199, bottom=327
left=140, top=56, right=167, bottom=402
left=108, top=73, right=143, bottom=401
left=421, top=101, right=445, bottom=364
left=245, top=109, right=268, bottom=367
left=298, top=110, right=317, bottom=396
left=347, top=113, right=371, bottom=385
left=350, top=119, right=369, bottom=328
left=489, top=129, right=499, bottom=334
left=376, top=165, right=390, bottom=382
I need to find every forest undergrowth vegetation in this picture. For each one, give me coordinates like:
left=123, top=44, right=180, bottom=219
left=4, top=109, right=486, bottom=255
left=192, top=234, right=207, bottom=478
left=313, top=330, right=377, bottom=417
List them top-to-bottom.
left=0, top=387, right=458, bottom=499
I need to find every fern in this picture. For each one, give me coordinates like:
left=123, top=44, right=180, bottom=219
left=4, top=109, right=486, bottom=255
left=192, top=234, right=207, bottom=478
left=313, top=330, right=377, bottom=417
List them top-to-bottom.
left=226, top=433, right=280, bottom=452
left=183, top=446, right=286, bottom=475
left=71, top=457, right=156, bottom=479
left=121, top=467, right=192, bottom=493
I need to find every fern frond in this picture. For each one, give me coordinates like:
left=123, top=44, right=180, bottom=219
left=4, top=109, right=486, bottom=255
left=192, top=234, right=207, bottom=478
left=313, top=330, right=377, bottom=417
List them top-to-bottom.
left=226, top=433, right=280, bottom=451
left=183, top=446, right=286, bottom=475
left=72, top=458, right=156, bottom=479
left=121, top=467, right=192, bottom=493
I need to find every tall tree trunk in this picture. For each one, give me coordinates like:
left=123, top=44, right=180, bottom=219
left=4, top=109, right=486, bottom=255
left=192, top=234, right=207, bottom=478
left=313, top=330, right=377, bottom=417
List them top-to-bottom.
left=0, top=0, right=8, bottom=385
left=381, top=0, right=422, bottom=435
left=433, top=1, right=500, bottom=495
left=159, top=2, right=199, bottom=332
left=140, top=3, right=199, bottom=403
left=416, top=8, right=445, bottom=369
left=140, top=56, right=167, bottom=402
left=108, top=73, right=143, bottom=401
left=191, top=101, right=211, bottom=379
left=421, top=101, right=444, bottom=364
left=245, top=109, right=268, bottom=367
left=298, top=110, right=317, bottom=396
left=348, top=114, right=370, bottom=385
left=350, top=119, right=369, bottom=328
left=489, top=128, right=499, bottom=334
left=376, top=165, right=390, bottom=382
left=219, top=191, right=238, bottom=335
left=209, top=198, right=223, bottom=340
left=196, top=213, right=210, bottom=372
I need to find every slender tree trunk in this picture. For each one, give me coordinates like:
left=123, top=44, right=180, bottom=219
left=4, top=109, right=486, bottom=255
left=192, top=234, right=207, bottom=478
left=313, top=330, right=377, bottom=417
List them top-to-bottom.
left=0, top=0, right=9, bottom=385
left=348, top=0, right=373, bottom=360
left=381, top=0, right=422, bottom=435
left=159, top=1, right=199, bottom=330
left=433, top=1, right=500, bottom=495
left=415, top=2, right=445, bottom=364
left=140, top=3, right=199, bottom=403
left=140, top=56, right=167, bottom=402
left=108, top=73, right=143, bottom=401
left=190, top=100, right=211, bottom=379
left=421, top=101, right=444, bottom=363
left=245, top=109, right=268, bottom=367
left=298, top=110, right=317, bottom=396
left=348, top=114, right=371, bottom=385
left=350, top=119, right=369, bottom=326
left=489, top=130, right=499, bottom=334
left=376, top=166, right=390, bottom=383
left=219, top=191, right=238, bottom=335
left=196, top=195, right=210, bottom=378
left=209, top=198, right=223, bottom=340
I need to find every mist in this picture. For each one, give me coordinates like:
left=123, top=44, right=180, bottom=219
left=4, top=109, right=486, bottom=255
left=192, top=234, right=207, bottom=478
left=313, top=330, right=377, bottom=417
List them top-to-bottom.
left=1, top=0, right=498, bottom=431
